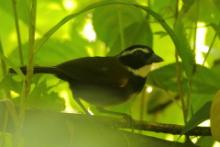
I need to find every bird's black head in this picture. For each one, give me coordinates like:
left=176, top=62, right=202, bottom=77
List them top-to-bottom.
left=118, top=45, right=163, bottom=69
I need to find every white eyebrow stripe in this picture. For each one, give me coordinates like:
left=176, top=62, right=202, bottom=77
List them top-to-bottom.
left=121, top=48, right=150, bottom=56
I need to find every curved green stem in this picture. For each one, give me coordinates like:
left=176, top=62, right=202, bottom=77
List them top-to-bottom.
left=19, top=0, right=37, bottom=132
left=34, top=1, right=194, bottom=79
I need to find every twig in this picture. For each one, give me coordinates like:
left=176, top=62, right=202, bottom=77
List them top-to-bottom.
left=11, top=0, right=24, bottom=65
left=202, top=32, right=218, bottom=65
left=29, top=112, right=212, bottom=136
left=131, top=121, right=210, bottom=136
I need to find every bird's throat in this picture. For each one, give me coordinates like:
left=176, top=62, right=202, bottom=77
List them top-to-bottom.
left=128, top=65, right=151, bottom=78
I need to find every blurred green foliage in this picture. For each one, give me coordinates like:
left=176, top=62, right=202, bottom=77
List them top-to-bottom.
left=0, top=0, right=220, bottom=146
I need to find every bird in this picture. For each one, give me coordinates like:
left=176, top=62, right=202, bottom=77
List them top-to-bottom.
left=10, top=45, right=163, bottom=113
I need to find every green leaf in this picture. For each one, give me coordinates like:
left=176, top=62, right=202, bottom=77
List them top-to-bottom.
left=0, top=0, right=29, bottom=24
left=151, top=0, right=177, bottom=17
left=181, top=0, right=196, bottom=14
left=183, top=0, right=220, bottom=24
left=199, top=0, right=220, bottom=23
left=212, top=0, right=220, bottom=12
left=92, top=3, right=145, bottom=51
left=109, top=18, right=153, bottom=55
left=174, top=18, right=195, bottom=77
left=211, top=23, right=220, bottom=38
left=9, top=38, right=89, bottom=66
left=148, top=63, right=178, bottom=91
left=148, top=64, right=220, bottom=94
left=192, top=65, right=220, bottom=93
left=0, top=75, right=65, bottom=111
left=0, top=75, right=23, bottom=93
left=27, top=77, right=65, bottom=111
left=146, top=87, right=177, bottom=114
left=182, top=101, right=211, bottom=134
left=196, top=136, right=215, bottom=147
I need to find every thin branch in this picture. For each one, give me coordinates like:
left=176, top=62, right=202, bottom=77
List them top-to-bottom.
left=11, top=0, right=24, bottom=66
left=19, top=0, right=37, bottom=125
left=174, top=0, right=187, bottom=124
left=192, top=0, right=199, bottom=53
left=117, top=6, right=125, bottom=50
left=202, top=32, right=218, bottom=65
left=0, top=40, right=18, bottom=125
left=24, top=112, right=212, bottom=136
left=87, top=115, right=211, bottom=136
left=131, top=121, right=210, bottom=136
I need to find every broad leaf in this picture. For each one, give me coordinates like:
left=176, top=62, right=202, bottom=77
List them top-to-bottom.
left=92, top=3, right=145, bottom=50
left=109, top=18, right=153, bottom=55
left=182, top=101, right=211, bottom=134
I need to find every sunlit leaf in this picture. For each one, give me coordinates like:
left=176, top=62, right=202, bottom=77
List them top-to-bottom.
left=151, top=0, right=176, bottom=17
left=93, top=3, right=145, bottom=51
left=110, top=18, right=153, bottom=55
left=174, top=18, right=195, bottom=77
left=148, top=63, right=220, bottom=93
left=182, top=101, right=211, bottom=134
left=196, top=136, right=215, bottom=147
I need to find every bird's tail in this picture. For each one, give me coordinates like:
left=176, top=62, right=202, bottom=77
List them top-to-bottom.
left=10, top=66, right=58, bottom=75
